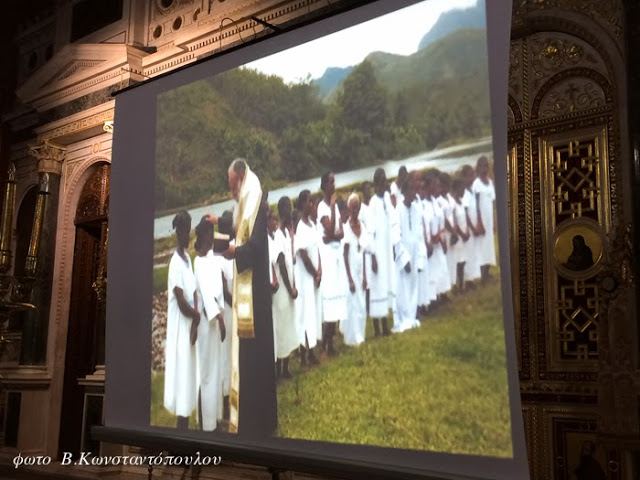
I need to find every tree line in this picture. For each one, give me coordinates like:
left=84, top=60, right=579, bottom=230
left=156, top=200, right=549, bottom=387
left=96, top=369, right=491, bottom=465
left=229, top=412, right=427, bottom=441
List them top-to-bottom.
left=155, top=28, right=491, bottom=213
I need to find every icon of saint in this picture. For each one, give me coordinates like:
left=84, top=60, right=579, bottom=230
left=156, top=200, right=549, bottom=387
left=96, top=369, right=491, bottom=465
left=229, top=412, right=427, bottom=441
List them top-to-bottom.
left=564, top=235, right=594, bottom=271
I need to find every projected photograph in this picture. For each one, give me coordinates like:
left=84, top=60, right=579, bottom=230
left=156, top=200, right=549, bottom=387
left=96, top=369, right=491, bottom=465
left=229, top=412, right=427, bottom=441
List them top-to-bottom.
left=150, top=0, right=513, bottom=458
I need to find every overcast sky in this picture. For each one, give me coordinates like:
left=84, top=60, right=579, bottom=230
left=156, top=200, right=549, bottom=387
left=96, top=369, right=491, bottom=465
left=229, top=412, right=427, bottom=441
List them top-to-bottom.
left=243, top=0, right=479, bottom=84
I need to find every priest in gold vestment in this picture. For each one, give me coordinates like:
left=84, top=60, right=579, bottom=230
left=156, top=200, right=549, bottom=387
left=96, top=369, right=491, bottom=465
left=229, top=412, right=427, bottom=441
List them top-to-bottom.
left=222, top=158, right=277, bottom=437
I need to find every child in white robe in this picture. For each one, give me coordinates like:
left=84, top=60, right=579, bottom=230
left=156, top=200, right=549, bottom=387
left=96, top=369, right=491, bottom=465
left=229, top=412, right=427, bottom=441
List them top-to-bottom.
left=472, top=156, right=497, bottom=283
left=461, top=165, right=481, bottom=285
left=390, top=166, right=408, bottom=208
left=367, top=168, right=397, bottom=337
left=317, top=172, right=347, bottom=356
left=418, top=172, right=435, bottom=312
left=421, top=172, right=438, bottom=309
left=428, top=173, right=451, bottom=300
left=437, top=173, right=458, bottom=290
left=394, top=174, right=421, bottom=332
left=452, top=179, right=471, bottom=292
left=359, top=181, right=374, bottom=315
left=295, top=190, right=321, bottom=366
left=342, top=193, right=369, bottom=346
left=273, top=196, right=299, bottom=379
left=216, top=210, right=234, bottom=418
left=268, top=210, right=280, bottom=363
left=164, top=211, right=199, bottom=429
left=193, top=218, right=226, bottom=431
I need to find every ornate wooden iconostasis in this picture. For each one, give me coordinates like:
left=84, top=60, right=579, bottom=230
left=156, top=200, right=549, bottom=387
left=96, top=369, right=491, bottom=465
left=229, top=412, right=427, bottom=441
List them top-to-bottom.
left=507, top=1, right=637, bottom=479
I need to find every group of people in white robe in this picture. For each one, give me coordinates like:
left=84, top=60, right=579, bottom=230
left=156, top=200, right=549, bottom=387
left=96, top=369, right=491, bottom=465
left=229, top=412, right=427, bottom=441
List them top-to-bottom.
left=162, top=155, right=497, bottom=428
left=266, top=155, right=497, bottom=378
left=163, top=210, right=235, bottom=432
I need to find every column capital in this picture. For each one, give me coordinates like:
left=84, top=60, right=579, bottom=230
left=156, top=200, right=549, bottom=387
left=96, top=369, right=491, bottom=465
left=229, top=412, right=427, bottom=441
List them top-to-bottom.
left=28, top=139, right=67, bottom=176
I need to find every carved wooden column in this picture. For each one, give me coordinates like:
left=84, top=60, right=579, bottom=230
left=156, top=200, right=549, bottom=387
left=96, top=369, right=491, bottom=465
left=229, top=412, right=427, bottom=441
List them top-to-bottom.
left=21, top=140, right=66, bottom=365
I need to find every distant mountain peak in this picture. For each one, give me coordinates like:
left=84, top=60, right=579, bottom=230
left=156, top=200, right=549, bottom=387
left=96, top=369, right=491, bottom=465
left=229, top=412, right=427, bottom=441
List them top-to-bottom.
left=418, top=0, right=485, bottom=50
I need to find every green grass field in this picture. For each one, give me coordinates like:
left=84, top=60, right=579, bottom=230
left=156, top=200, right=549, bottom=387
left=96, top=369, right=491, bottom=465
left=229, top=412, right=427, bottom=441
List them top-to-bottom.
left=150, top=275, right=512, bottom=458
left=277, top=277, right=513, bottom=458
left=150, top=372, right=200, bottom=428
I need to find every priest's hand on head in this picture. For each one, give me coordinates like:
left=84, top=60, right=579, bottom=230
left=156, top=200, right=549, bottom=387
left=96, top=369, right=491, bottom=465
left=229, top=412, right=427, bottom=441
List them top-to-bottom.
left=204, top=213, right=218, bottom=224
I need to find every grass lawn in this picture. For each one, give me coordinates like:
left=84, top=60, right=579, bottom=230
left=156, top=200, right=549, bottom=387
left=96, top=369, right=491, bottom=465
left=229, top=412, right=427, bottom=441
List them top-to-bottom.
left=149, top=266, right=513, bottom=458
left=277, top=275, right=513, bottom=458
left=150, top=372, right=199, bottom=429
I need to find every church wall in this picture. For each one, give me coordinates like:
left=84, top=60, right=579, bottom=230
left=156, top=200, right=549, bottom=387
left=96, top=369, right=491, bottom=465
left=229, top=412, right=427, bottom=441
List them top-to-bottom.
left=0, top=0, right=637, bottom=479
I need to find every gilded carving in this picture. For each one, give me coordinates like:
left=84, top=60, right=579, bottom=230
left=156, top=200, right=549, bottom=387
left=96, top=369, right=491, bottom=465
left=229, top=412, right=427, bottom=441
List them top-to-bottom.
left=512, top=0, right=622, bottom=40
left=529, top=34, right=601, bottom=91
left=509, top=40, right=523, bottom=97
left=531, top=68, right=612, bottom=120
left=540, top=79, right=606, bottom=118
left=532, top=119, right=612, bottom=382
left=539, top=130, right=610, bottom=372
left=547, top=136, right=604, bottom=226
left=28, top=140, right=67, bottom=176
left=553, top=219, right=605, bottom=278
left=555, top=278, right=599, bottom=361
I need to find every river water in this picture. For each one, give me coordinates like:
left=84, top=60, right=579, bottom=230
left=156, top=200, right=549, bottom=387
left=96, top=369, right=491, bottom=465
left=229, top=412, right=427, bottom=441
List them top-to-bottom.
left=153, top=137, right=493, bottom=239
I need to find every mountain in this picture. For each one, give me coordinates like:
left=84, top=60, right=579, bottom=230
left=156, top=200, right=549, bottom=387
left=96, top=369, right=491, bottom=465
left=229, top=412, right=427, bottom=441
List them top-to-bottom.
left=418, top=0, right=485, bottom=50
left=318, top=27, right=489, bottom=100
left=376, top=27, right=488, bottom=93
left=312, top=66, right=353, bottom=98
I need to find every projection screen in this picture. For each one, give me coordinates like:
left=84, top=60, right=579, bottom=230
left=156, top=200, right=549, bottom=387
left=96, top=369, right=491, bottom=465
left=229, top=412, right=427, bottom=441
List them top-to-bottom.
left=101, top=0, right=529, bottom=478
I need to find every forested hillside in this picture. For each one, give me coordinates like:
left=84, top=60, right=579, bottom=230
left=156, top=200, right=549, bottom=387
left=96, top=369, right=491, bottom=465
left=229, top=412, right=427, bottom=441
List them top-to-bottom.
left=155, top=28, right=490, bottom=213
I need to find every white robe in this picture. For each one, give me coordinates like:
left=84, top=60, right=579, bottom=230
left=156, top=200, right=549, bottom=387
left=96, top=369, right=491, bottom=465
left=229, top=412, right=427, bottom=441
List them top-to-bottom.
left=472, top=177, right=497, bottom=266
left=464, top=188, right=481, bottom=281
left=367, top=192, right=396, bottom=318
left=438, top=195, right=457, bottom=287
left=431, top=197, right=450, bottom=295
left=453, top=197, right=470, bottom=266
left=419, top=198, right=436, bottom=306
left=317, top=201, right=347, bottom=322
left=394, top=201, right=421, bottom=332
left=358, top=203, right=373, bottom=295
left=295, top=219, right=320, bottom=349
left=342, top=221, right=369, bottom=346
left=273, top=228, right=299, bottom=359
left=268, top=234, right=278, bottom=361
left=164, top=250, right=198, bottom=418
left=194, top=251, right=224, bottom=430
left=218, top=252, right=233, bottom=396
